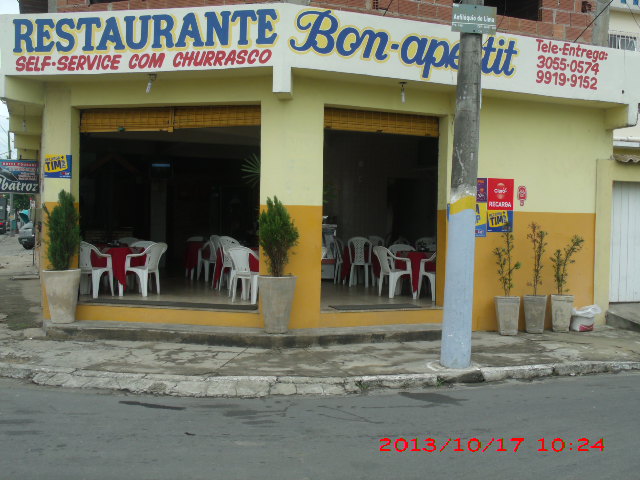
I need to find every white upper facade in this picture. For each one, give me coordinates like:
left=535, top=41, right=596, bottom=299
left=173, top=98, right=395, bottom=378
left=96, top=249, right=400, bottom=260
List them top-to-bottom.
left=0, top=3, right=638, bottom=122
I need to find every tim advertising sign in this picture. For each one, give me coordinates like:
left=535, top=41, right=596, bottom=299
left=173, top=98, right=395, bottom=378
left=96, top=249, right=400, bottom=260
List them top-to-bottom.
left=44, top=154, right=72, bottom=179
left=0, top=160, right=39, bottom=194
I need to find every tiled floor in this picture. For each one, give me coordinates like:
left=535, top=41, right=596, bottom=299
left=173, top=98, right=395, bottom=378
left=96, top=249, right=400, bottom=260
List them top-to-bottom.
left=79, top=271, right=437, bottom=311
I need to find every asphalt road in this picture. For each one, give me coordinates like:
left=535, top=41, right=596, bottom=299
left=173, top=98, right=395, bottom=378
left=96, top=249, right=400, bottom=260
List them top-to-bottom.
left=1, top=373, right=638, bottom=479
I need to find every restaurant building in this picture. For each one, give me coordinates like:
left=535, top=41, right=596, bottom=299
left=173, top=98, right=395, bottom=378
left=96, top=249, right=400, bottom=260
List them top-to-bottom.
left=1, top=0, right=638, bottom=331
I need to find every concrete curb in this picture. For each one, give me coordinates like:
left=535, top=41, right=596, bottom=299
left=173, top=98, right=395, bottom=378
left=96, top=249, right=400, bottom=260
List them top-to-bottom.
left=1, top=360, right=640, bottom=398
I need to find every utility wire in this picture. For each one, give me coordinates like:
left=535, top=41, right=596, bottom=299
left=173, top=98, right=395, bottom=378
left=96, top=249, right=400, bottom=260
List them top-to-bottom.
left=574, top=0, right=615, bottom=42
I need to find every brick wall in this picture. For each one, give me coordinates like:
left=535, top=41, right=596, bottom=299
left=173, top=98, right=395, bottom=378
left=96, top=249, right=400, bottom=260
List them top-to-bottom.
left=56, top=0, right=595, bottom=43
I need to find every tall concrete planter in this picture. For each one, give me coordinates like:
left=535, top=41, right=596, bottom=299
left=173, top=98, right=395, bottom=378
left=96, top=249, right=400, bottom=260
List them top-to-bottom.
left=43, top=269, right=81, bottom=324
left=260, top=275, right=296, bottom=334
left=551, top=294, right=574, bottom=332
left=523, top=295, right=547, bottom=333
left=495, top=296, right=520, bottom=336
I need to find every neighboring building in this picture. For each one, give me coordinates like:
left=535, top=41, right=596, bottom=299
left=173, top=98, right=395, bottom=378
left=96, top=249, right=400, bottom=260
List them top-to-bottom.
left=1, top=0, right=638, bottom=331
left=606, top=0, right=640, bottom=304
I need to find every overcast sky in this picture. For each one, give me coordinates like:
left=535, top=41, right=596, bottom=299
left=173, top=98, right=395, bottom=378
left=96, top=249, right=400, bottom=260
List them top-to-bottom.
left=1, top=1, right=21, bottom=158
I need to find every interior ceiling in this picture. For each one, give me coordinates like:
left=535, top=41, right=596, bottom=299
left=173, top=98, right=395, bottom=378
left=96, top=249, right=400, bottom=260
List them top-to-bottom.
left=87, top=126, right=260, bottom=147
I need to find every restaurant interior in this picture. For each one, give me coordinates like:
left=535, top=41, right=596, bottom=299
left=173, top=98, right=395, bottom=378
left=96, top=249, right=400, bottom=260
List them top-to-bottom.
left=78, top=122, right=440, bottom=311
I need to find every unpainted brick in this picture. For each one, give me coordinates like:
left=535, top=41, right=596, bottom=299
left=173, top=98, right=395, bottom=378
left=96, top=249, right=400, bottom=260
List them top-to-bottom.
left=396, top=0, right=419, bottom=17
left=541, top=0, right=558, bottom=7
left=558, top=0, right=575, bottom=11
left=419, top=4, right=438, bottom=19
left=436, top=5, right=451, bottom=22
left=540, top=8, right=555, bottom=23
left=555, top=10, right=571, bottom=25
left=570, top=12, right=589, bottom=27
left=537, top=22, right=555, bottom=38
left=553, top=23, right=565, bottom=39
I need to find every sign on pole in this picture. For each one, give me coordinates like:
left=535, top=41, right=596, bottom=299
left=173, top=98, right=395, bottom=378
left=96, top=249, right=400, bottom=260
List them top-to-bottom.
left=452, top=4, right=497, bottom=35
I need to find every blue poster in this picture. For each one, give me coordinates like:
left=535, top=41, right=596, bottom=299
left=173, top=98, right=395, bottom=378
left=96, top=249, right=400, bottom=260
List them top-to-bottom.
left=44, top=154, right=72, bottom=179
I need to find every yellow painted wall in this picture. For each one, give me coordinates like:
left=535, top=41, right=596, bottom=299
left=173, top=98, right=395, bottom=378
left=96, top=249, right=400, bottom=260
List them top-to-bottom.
left=30, top=73, right=615, bottom=330
left=471, top=97, right=609, bottom=330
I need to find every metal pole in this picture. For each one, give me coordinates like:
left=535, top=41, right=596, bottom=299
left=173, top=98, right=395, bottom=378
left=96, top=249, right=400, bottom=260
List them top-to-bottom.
left=440, top=0, right=483, bottom=369
left=591, top=0, right=611, bottom=47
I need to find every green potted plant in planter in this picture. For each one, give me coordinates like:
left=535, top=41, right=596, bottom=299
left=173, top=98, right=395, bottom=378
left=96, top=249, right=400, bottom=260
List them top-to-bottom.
left=42, top=190, right=82, bottom=324
left=258, top=196, right=300, bottom=334
left=523, top=222, right=548, bottom=333
left=493, top=227, right=521, bottom=335
left=550, top=234, right=585, bottom=332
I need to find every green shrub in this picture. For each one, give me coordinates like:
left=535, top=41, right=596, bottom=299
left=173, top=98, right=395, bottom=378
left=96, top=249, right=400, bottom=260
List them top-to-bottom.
left=43, top=190, right=81, bottom=271
left=258, top=196, right=299, bottom=277
left=526, top=222, right=548, bottom=296
left=493, top=227, right=521, bottom=297
left=550, top=235, right=584, bottom=295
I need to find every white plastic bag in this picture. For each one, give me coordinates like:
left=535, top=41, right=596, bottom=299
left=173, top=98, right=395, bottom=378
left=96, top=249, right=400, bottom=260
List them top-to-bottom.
left=570, top=304, right=601, bottom=332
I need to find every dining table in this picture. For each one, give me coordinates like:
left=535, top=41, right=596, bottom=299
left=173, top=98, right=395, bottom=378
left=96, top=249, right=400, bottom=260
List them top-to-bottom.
left=184, top=240, right=205, bottom=277
left=91, top=245, right=146, bottom=295
left=340, top=246, right=434, bottom=297
left=395, top=251, right=436, bottom=298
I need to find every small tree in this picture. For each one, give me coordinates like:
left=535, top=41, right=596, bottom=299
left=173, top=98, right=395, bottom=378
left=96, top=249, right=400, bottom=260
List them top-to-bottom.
left=43, top=190, right=81, bottom=271
left=258, top=196, right=299, bottom=277
left=526, top=222, right=548, bottom=295
left=493, top=228, right=521, bottom=296
left=550, top=235, right=585, bottom=295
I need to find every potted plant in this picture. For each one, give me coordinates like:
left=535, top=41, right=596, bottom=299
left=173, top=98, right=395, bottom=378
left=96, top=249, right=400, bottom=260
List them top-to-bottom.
left=42, top=190, right=82, bottom=324
left=258, top=196, right=300, bottom=334
left=523, top=222, right=548, bottom=333
left=493, top=227, right=521, bottom=335
left=550, top=235, right=585, bottom=332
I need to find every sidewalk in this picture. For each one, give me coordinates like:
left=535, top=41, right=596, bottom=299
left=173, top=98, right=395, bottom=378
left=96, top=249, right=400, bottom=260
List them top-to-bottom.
left=1, top=257, right=640, bottom=398
left=1, top=314, right=640, bottom=397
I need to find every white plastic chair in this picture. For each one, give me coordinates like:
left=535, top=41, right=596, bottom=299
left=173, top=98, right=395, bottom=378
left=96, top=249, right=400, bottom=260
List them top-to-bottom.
left=198, top=235, right=219, bottom=282
left=368, top=235, right=385, bottom=247
left=184, top=236, right=205, bottom=279
left=216, top=236, right=241, bottom=290
left=347, top=236, right=373, bottom=287
left=415, top=236, right=436, bottom=251
left=118, top=237, right=139, bottom=246
left=333, top=237, right=345, bottom=285
left=131, top=240, right=154, bottom=249
left=79, top=241, right=114, bottom=299
left=123, top=242, right=168, bottom=297
left=389, top=243, right=415, bottom=255
left=228, top=246, right=259, bottom=303
left=373, top=246, right=412, bottom=299
left=416, top=252, right=437, bottom=301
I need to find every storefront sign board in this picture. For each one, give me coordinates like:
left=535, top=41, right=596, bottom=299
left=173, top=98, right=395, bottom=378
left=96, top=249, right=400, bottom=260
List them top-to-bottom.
left=0, top=4, right=635, bottom=107
left=0, top=160, right=39, bottom=193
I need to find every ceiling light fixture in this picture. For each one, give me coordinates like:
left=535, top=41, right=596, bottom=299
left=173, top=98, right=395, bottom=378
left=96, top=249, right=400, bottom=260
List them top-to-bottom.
left=146, top=74, right=157, bottom=94
left=399, top=81, right=407, bottom=104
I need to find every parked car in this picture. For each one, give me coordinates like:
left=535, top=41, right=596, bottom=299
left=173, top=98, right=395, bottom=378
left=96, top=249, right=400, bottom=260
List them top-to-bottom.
left=0, top=219, right=6, bottom=234
left=18, top=221, right=35, bottom=249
